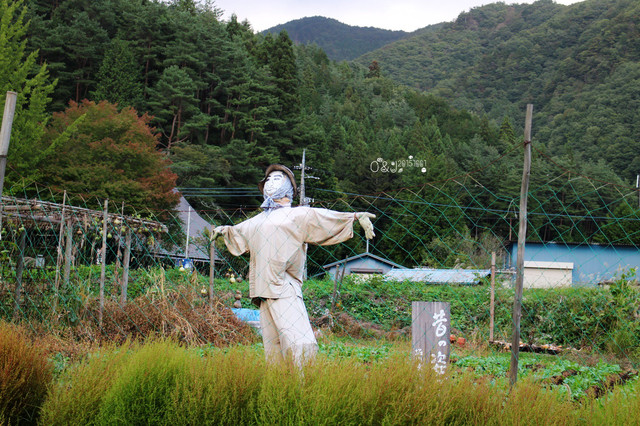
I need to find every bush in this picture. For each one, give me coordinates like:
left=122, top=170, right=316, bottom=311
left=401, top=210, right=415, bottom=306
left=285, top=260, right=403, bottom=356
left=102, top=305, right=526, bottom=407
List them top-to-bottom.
left=0, top=321, right=53, bottom=425
left=40, top=339, right=640, bottom=425
left=40, top=339, right=265, bottom=425
left=96, top=340, right=195, bottom=424
left=39, top=342, right=130, bottom=425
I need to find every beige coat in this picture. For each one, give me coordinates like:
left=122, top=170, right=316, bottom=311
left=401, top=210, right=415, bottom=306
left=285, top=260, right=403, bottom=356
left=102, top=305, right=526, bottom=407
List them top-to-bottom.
left=218, top=207, right=356, bottom=300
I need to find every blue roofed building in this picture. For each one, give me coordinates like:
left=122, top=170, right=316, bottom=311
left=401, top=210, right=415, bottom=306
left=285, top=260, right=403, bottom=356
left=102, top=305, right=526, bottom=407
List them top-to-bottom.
left=323, top=252, right=404, bottom=280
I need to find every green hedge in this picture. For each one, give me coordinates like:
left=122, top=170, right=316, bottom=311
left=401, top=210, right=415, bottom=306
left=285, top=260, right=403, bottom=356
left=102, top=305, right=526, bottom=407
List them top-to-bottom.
left=304, top=275, right=640, bottom=357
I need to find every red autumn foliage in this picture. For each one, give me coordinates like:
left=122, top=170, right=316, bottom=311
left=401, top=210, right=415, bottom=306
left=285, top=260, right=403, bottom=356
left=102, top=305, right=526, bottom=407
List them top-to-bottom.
left=39, top=100, right=179, bottom=215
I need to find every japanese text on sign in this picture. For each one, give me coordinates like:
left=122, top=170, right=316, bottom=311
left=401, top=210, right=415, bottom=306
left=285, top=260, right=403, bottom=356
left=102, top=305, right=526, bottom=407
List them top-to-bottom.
left=431, top=309, right=448, bottom=374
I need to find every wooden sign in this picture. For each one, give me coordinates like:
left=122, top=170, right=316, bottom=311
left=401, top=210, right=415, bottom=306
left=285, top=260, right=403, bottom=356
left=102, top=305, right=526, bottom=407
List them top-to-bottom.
left=412, top=301, right=451, bottom=374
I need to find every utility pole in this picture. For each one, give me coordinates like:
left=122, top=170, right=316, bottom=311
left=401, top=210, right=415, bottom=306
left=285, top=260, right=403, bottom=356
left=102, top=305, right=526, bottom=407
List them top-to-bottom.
left=294, top=149, right=319, bottom=279
left=294, top=149, right=318, bottom=206
left=300, top=149, right=307, bottom=206
left=636, top=174, right=640, bottom=208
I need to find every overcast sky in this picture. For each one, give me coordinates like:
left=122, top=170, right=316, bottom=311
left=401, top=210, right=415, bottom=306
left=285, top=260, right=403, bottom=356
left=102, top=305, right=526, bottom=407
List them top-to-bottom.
left=212, top=0, right=583, bottom=32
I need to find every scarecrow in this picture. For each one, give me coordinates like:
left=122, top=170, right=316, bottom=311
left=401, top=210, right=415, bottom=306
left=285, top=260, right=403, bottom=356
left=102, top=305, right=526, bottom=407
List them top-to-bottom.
left=212, top=164, right=375, bottom=365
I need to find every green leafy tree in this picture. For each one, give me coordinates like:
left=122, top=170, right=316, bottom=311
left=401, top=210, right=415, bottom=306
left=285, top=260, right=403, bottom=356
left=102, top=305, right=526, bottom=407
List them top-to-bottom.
left=169, top=142, right=232, bottom=211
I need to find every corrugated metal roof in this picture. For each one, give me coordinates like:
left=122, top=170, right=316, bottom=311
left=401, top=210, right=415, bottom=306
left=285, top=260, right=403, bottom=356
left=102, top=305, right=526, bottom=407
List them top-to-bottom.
left=384, top=268, right=491, bottom=285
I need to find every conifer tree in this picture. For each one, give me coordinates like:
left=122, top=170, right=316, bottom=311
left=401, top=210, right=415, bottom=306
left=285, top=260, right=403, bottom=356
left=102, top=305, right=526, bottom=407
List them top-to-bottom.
left=0, top=0, right=56, bottom=190
left=129, top=0, right=172, bottom=99
left=44, top=7, right=109, bottom=106
left=253, top=31, right=300, bottom=164
left=92, top=38, right=143, bottom=109
left=147, top=65, right=201, bottom=150
left=498, top=115, right=516, bottom=145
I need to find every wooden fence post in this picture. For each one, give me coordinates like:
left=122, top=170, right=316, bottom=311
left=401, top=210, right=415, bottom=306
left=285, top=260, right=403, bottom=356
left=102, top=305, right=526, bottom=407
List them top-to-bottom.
left=0, top=91, right=17, bottom=207
left=509, top=104, right=533, bottom=387
left=53, top=190, right=67, bottom=317
left=99, top=199, right=108, bottom=327
left=113, top=203, right=125, bottom=296
left=63, top=220, right=73, bottom=288
left=209, top=225, right=215, bottom=306
left=120, top=227, right=132, bottom=306
left=12, top=229, right=26, bottom=319
left=490, top=251, right=496, bottom=341
left=331, top=262, right=346, bottom=315
left=412, top=301, right=451, bottom=375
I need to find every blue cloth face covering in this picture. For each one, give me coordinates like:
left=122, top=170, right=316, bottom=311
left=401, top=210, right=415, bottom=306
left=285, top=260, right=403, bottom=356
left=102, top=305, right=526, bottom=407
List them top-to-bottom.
left=261, top=176, right=294, bottom=210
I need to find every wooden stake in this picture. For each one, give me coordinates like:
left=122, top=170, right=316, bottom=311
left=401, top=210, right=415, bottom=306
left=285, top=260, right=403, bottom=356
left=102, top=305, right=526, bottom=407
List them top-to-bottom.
left=509, top=104, right=533, bottom=387
left=53, top=190, right=67, bottom=318
left=99, top=199, right=108, bottom=327
left=114, top=201, right=125, bottom=292
left=62, top=220, right=73, bottom=288
left=209, top=225, right=215, bottom=306
left=121, top=228, right=132, bottom=306
left=12, top=230, right=26, bottom=319
left=490, top=251, right=496, bottom=341
left=331, top=261, right=347, bottom=314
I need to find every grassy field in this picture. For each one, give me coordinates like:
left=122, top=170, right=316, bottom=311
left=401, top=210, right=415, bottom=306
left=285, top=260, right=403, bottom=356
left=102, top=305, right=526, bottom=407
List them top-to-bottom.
left=2, top=268, right=639, bottom=424
left=1, top=317, right=636, bottom=426
left=38, top=338, right=639, bottom=425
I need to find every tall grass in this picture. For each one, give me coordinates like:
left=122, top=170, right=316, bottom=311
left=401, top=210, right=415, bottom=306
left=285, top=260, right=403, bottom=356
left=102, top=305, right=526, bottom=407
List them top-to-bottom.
left=0, top=321, right=53, bottom=425
left=40, top=340, right=640, bottom=425
left=39, top=343, right=131, bottom=425
left=164, top=345, right=264, bottom=424
left=577, top=377, right=640, bottom=425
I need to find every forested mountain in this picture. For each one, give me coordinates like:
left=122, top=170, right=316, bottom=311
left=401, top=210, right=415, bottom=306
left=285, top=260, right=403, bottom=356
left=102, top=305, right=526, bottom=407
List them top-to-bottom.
left=2, top=0, right=639, bottom=267
left=356, top=0, right=640, bottom=180
left=263, top=16, right=412, bottom=61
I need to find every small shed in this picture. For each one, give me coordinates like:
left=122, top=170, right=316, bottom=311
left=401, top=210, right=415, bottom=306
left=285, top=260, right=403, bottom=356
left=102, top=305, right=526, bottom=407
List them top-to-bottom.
left=323, top=252, right=404, bottom=280
left=523, top=261, right=573, bottom=288
left=384, top=268, right=491, bottom=285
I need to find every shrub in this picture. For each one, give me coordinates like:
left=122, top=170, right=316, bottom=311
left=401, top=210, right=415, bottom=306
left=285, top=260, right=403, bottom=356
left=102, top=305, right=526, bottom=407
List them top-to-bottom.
left=0, top=321, right=53, bottom=425
left=39, top=339, right=640, bottom=425
left=41, top=339, right=265, bottom=425
left=96, top=340, right=195, bottom=424
left=39, top=343, right=130, bottom=425
left=165, top=347, right=264, bottom=424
